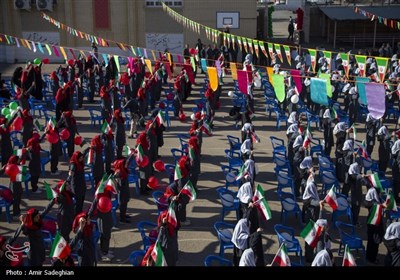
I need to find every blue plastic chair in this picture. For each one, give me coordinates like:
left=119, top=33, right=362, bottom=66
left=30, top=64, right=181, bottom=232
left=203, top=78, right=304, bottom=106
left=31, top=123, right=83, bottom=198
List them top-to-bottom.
left=88, top=109, right=103, bottom=128
left=10, top=131, right=24, bottom=149
left=177, top=134, right=190, bottom=152
left=227, top=135, right=241, bottom=151
left=270, top=136, right=286, bottom=155
left=310, top=138, right=323, bottom=158
left=171, top=148, right=187, bottom=164
left=40, top=149, right=51, bottom=176
left=224, top=149, right=243, bottom=169
left=273, top=151, right=291, bottom=173
left=84, top=164, right=95, bottom=194
left=164, top=164, right=175, bottom=184
left=220, top=165, right=240, bottom=189
left=276, top=169, right=295, bottom=194
left=128, top=170, right=140, bottom=196
left=319, top=170, right=341, bottom=196
left=0, top=185, right=13, bottom=223
left=216, top=187, right=240, bottom=221
left=152, top=190, right=168, bottom=216
left=277, top=190, right=302, bottom=226
left=331, top=193, right=353, bottom=228
left=111, top=196, right=119, bottom=227
left=41, top=216, right=58, bottom=249
left=137, top=221, right=158, bottom=251
left=213, top=221, right=235, bottom=257
left=335, top=221, right=366, bottom=263
left=274, top=224, right=303, bottom=265
left=129, top=250, right=147, bottom=266
left=204, top=255, right=233, bottom=266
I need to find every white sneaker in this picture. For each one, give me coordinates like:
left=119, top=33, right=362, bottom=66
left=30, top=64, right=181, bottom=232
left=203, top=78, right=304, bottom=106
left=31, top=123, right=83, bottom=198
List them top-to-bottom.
left=101, top=253, right=114, bottom=262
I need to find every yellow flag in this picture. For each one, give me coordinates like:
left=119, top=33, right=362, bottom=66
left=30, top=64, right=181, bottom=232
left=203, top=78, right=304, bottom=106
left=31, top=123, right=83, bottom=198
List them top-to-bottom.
left=59, top=46, right=68, bottom=61
left=167, top=53, right=172, bottom=66
left=145, top=59, right=153, bottom=75
left=230, top=62, right=238, bottom=81
left=207, top=67, right=219, bottom=91
left=266, top=67, right=274, bottom=86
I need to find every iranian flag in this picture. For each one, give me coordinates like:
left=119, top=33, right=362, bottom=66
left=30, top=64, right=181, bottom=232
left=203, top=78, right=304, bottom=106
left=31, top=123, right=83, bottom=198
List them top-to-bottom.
left=247, top=38, right=253, bottom=54
left=253, top=40, right=259, bottom=58
left=259, top=41, right=268, bottom=57
left=267, top=43, right=274, bottom=61
left=274, top=44, right=283, bottom=63
left=283, top=45, right=291, bottom=66
left=308, top=49, right=317, bottom=72
left=322, top=50, right=332, bottom=70
left=340, top=53, right=350, bottom=77
left=355, top=55, right=366, bottom=77
left=376, top=57, right=389, bottom=83
left=331, top=107, right=338, bottom=120
left=155, top=110, right=166, bottom=126
left=47, top=117, right=57, bottom=131
left=34, top=119, right=43, bottom=132
left=201, top=120, right=213, bottom=136
left=101, top=121, right=112, bottom=134
left=302, top=125, right=312, bottom=149
left=352, top=125, right=357, bottom=140
left=355, top=140, right=369, bottom=159
left=122, top=144, right=134, bottom=157
left=136, top=144, right=144, bottom=163
left=86, top=147, right=94, bottom=165
left=188, top=147, right=196, bottom=162
left=13, top=148, right=26, bottom=157
left=174, top=164, right=182, bottom=181
left=235, top=164, right=247, bottom=181
left=15, top=166, right=28, bottom=182
left=367, top=173, right=384, bottom=192
left=95, top=174, right=112, bottom=196
left=104, top=176, right=118, bottom=194
left=181, top=180, right=196, bottom=201
left=44, top=181, right=58, bottom=200
left=253, top=184, right=272, bottom=221
left=324, top=186, right=338, bottom=211
left=385, top=191, right=397, bottom=212
left=167, top=202, right=178, bottom=228
left=367, top=204, right=383, bottom=226
left=300, top=220, right=322, bottom=248
left=50, top=232, right=71, bottom=259
left=151, top=242, right=167, bottom=266
left=272, top=243, right=291, bottom=267
left=342, top=245, right=357, bottom=267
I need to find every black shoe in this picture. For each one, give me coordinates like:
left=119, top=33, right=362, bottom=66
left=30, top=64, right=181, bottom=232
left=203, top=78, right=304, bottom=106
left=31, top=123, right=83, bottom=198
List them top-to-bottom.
left=120, top=218, right=131, bottom=224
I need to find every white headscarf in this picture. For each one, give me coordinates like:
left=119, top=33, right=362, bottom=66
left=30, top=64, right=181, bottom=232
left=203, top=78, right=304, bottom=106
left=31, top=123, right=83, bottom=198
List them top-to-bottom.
left=323, top=108, right=331, bottom=119
left=288, top=111, right=297, bottom=125
left=366, top=113, right=376, bottom=123
left=241, top=122, right=253, bottom=132
left=333, top=122, right=347, bottom=135
left=286, top=123, right=298, bottom=135
left=377, top=126, right=390, bottom=137
left=293, top=134, right=303, bottom=149
left=240, top=139, right=252, bottom=156
left=342, top=139, right=353, bottom=151
left=392, top=139, right=400, bottom=155
left=300, top=156, right=312, bottom=170
left=244, top=158, right=255, bottom=181
left=348, top=162, right=360, bottom=175
left=303, top=178, right=319, bottom=201
left=237, top=181, right=253, bottom=204
left=365, top=187, right=380, bottom=204
left=231, top=218, right=250, bottom=250
left=384, top=222, right=400, bottom=240
left=239, top=248, right=256, bottom=267
left=311, top=249, right=333, bottom=267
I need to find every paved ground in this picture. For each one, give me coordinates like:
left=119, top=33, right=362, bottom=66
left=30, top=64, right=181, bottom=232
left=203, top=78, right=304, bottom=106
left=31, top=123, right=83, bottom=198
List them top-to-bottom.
left=0, top=9, right=392, bottom=267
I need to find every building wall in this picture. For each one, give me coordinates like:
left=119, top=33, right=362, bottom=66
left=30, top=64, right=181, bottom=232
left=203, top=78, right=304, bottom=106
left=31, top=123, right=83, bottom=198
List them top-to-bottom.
left=0, top=0, right=257, bottom=62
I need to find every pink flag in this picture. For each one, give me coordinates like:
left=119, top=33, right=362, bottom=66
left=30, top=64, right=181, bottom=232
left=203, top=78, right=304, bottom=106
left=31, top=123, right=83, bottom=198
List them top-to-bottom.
left=52, top=45, right=60, bottom=57
left=69, top=49, right=77, bottom=60
left=183, top=64, right=195, bottom=84
left=246, top=65, right=253, bottom=83
left=290, top=69, right=303, bottom=94
left=237, top=70, right=249, bottom=95
left=365, top=83, right=385, bottom=119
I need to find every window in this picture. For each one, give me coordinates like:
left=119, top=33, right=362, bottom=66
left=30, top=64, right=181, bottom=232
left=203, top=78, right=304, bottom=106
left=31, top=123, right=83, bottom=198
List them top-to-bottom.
left=146, top=0, right=183, bottom=7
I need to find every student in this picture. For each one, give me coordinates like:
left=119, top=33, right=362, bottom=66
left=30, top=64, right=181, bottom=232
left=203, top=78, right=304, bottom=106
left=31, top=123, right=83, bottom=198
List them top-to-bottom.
left=321, top=108, right=334, bottom=156
left=21, top=109, right=33, bottom=146
left=111, top=109, right=126, bottom=159
left=60, top=111, right=78, bottom=158
left=365, top=113, right=380, bottom=156
left=0, top=115, right=14, bottom=168
left=333, top=122, right=348, bottom=182
left=376, top=125, right=391, bottom=173
left=136, top=132, right=152, bottom=195
left=90, top=135, right=105, bottom=188
left=26, top=136, right=42, bottom=193
left=188, top=136, right=201, bottom=190
left=391, top=138, right=400, bottom=203
left=341, top=139, right=355, bottom=197
left=69, top=150, right=88, bottom=216
left=113, top=155, right=133, bottom=224
left=2, top=156, right=23, bottom=216
left=348, top=160, right=364, bottom=227
left=165, top=173, right=191, bottom=226
left=237, top=177, right=259, bottom=233
left=54, top=180, right=75, bottom=243
left=364, top=182, right=385, bottom=264
left=20, top=202, right=55, bottom=266
left=157, top=210, right=179, bottom=266
left=71, top=212, right=96, bottom=266
left=231, top=218, right=250, bottom=266
left=383, top=222, right=400, bottom=266
left=311, top=249, right=333, bottom=266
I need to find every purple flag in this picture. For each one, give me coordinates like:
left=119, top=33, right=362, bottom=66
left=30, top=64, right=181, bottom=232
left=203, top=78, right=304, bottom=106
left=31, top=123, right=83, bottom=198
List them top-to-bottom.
left=215, top=60, right=222, bottom=77
left=290, top=69, right=302, bottom=94
left=237, top=70, right=249, bottom=95
left=365, top=83, right=385, bottom=119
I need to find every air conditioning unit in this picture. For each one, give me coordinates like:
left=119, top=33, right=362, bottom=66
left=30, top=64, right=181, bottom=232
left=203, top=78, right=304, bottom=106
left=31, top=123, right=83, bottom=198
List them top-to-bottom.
left=14, top=0, right=31, bottom=10
left=36, top=0, right=53, bottom=11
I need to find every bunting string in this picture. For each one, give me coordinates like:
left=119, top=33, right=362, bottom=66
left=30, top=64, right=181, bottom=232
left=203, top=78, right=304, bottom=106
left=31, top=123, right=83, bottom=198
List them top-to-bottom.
left=354, top=6, right=400, bottom=30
